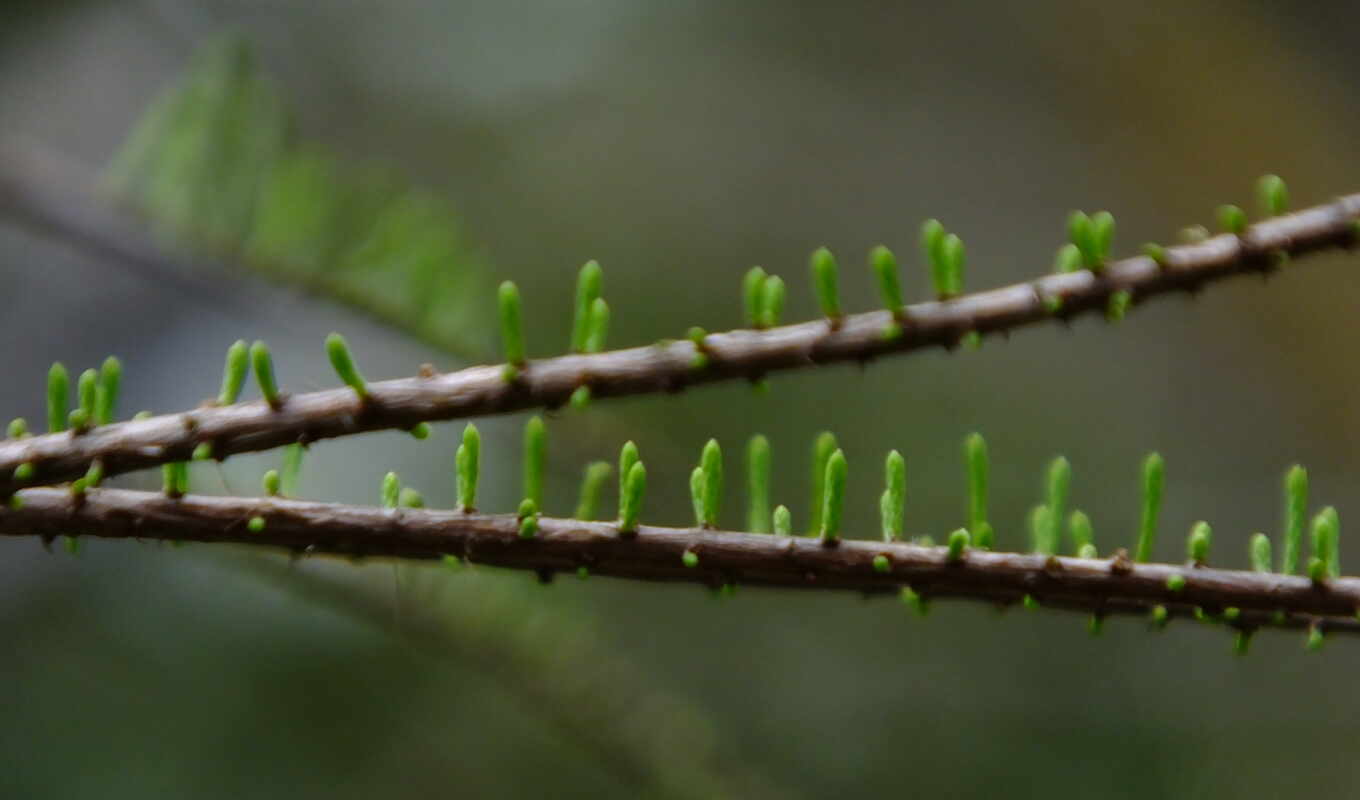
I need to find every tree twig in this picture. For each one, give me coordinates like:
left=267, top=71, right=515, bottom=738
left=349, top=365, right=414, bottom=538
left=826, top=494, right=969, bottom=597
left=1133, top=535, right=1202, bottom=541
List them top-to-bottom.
left=3, top=193, right=1358, bottom=494
left=7, top=486, right=1359, bottom=636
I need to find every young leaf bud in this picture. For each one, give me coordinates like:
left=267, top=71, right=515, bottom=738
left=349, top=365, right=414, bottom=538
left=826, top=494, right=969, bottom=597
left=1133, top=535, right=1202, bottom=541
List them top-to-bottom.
left=1256, top=174, right=1289, bottom=217
left=1216, top=204, right=1247, bottom=235
left=1091, top=211, right=1115, bottom=265
left=1053, top=243, right=1083, bottom=274
left=870, top=245, right=903, bottom=314
left=810, top=247, right=842, bottom=321
left=570, top=260, right=603, bottom=352
left=743, top=266, right=768, bottom=328
left=760, top=275, right=786, bottom=328
left=499, top=280, right=527, bottom=371
left=583, top=297, right=609, bottom=354
left=325, top=333, right=368, bottom=399
left=218, top=340, right=249, bottom=406
left=250, top=341, right=282, bottom=409
left=96, top=356, right=122, bottom=425
left=47, top=362, right=69, bottom=433
left=457, top=423, right=480, bottom=511
left=809, top=431, right=838, bottom=534
left=701, top=439, right=723, bottom=528
left=280, top=443, right=304, bottom=497
left=819, top=449, right=847, bottom=543
left=881, top=449, right=905, bottom=543
left=1135, top=453, right=1164, bottom=562
left=574, top=461, right=611, bottom=521
left=619, top=461, right=646, bottom=534
left=1282, top=465, right=1308, bottom=574
left=690, top=466, right=706, bottom=527
left=381, top=471, right=400, bottom=509
left=772, top=504, right=792, bottom=536
left=1069, top=510, right=1094, bottom=556
left=1187, top=521, right=1212, bottom=565
left=947, top=528, right=970, bottom=563
left=1248, top=532, right=1272, bottom=573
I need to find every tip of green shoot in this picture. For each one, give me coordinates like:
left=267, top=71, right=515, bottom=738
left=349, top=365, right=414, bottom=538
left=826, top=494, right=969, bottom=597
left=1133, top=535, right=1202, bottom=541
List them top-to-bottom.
left=1256, top=174, right=1289, bottom=217
left=1216, top=204, right=1247, bottom=235
left=1068, top=211, right=1113, bottom=268
left=1141, top=242, right=1167, bottom=267
left=1053, top=243, right=1082, bottom=274
left=870, top=245, right=904, bottom=314
left=810, top=247, right=842, bottom=321
left=571, top=260, right=605, bottom=352
left=743, top=266, right=768, bottom=327
left=759, top=275, right=786, bottom=328
left=498, top=281, right=526, bottom=369
left=1106, top=290, right=1131, bottom=322
left=583, top=297, right=609, bottom=354
left=325, top=333, right=368, bottom=398
left=219, top=340, right=250, bottom=406
left=249, top=341, right=282, bottom=408
left=47, top=362, right=69, bottom=433
left=67, top=409, right=89, bottom=432
left=700, top=439, right=723, bottom=528
left=819, top=448, right=848, bottom=542
left=619, top=460, right=646, bottom=534
left=381, top=471, right=400, bottom=509
left=398, top=487, right=425, bottom=508
left=518, top=497, right=539, bottom=538
left=772, top=504, right=792, bottom=536
left=1187, top=521, right=1212, bottom=565
left=946, top=528, right=969, bottom=562
left=901, top=586, right=929, bottom=616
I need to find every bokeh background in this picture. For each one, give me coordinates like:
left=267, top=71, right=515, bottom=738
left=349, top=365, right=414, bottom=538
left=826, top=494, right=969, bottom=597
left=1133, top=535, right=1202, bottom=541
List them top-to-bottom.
left=4, top=2, right=1360, bottom=797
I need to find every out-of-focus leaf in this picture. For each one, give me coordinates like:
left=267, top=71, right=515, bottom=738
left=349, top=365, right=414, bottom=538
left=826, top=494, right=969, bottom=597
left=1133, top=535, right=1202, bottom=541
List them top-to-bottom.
left=104, top=32, right=490, bottom=356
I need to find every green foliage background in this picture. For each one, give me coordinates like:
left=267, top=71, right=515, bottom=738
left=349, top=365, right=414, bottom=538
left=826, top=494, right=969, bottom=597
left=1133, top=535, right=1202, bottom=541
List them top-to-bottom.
left=3, top=2, right=1360, bottom=797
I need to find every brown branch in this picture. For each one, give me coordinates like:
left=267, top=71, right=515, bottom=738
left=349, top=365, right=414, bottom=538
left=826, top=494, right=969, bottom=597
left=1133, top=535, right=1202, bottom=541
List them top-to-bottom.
left=3, top=194, right=1358, bottom=493
left=7, top=486, right=1359, bottom=636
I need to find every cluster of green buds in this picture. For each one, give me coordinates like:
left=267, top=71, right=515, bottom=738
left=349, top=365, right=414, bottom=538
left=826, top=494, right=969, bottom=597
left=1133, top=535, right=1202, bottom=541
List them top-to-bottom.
left=1065, top=210, right=1116, bottom=271
left=920, top=219, right=965, bottom=300
left=568, top=261, right=610, bottom=407
left=742, top=267, right=786, bottom=330
left=41, top=357, right=122, bottom=435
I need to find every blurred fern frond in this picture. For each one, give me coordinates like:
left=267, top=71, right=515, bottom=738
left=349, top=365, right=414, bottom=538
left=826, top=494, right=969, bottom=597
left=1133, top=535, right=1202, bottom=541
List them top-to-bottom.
left=103, top=33, right=491, bottom=356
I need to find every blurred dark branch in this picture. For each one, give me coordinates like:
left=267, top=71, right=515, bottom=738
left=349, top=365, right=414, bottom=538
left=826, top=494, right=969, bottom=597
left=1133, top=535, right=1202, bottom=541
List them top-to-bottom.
left=0, top=139, right=257, bottom=313
left=0, top=139, right=485, bottom=359
left=2, top=191, right=1358, bottom=494
left=6, top=486, right=1359, bottom=637
left=239, top=555, right=785, bottom=799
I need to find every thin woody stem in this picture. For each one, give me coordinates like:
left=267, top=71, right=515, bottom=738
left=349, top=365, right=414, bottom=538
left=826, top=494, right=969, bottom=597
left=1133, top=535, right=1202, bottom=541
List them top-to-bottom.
left=2, top=193, right=1357, bottom=494
left=7, top=486, right=1359, bottom=635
